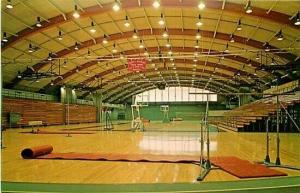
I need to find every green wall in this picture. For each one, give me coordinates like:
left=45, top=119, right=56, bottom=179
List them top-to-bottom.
left=123, top=102, right=227, bottom=121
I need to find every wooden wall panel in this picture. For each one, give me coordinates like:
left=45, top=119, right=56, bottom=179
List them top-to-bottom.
left=2, top=98, right=97, bottom=128
left=67, top=104, right=97, bottom=124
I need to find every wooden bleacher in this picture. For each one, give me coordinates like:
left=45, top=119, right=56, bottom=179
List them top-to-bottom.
left=215, top=92, right=300, bottom=132
left=2, top=98, right=97, bottom=128
left=2, top=98, right=64, bottom=127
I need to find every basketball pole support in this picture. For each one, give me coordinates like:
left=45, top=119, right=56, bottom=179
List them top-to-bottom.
left=197, top=94, right=212, bottom=181
left=259, top=95, right=300, bottom=170
left=104, top=110, right=113, bottom=130
left=264, top=118, right=270, bottom=163
left=1, top=129, right=6, bottom=149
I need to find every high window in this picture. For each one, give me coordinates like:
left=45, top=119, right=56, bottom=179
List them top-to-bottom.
left=135, top=87, right=217, bottom=103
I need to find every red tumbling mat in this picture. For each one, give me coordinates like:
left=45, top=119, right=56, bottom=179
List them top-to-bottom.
left=20, top=131, right=94, bottom=134
left=21, top=145, right=53, bottom=159
left=21, top=145, right=199, bottom=163
left=21, top=146, right=287, bottom=178
left=210, top=156, right=287, bottom=178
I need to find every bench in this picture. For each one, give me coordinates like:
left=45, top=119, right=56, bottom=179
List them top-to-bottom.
left=28, top=121, right=44, bottom=129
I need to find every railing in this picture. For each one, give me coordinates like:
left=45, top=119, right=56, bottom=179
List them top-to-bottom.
left=263, top=80, right=299, bottom=94
left=2, top=88, right=125, bottom=109
left=2, top=89, right=57, bottom=101
left=76, top=99, right=94, bottom=106
left=102, top=103, right=125, bottom=109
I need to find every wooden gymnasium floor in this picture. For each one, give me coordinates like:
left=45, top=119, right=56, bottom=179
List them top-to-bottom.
left=2, top=121, right=300, bottom=185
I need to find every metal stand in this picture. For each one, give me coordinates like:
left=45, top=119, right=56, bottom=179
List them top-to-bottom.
left=197, top=94, right=212, bottom=181
left=260, top=95, right=300, bottom=170
left=131, top=105, right=144, bottom=131
left=161, top=105, right=170, bottom=123
left=104, top=110, right=113, bottom=130
left=264, top=118, right=270, bottom=163
left=1, top=129, right=6, bottom=149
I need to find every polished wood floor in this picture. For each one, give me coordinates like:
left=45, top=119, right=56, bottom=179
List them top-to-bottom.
left=2, top=121, right=300, bottom=184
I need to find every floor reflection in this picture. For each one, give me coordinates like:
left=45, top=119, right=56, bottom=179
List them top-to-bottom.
left=139, top=132, right=217, bottom=154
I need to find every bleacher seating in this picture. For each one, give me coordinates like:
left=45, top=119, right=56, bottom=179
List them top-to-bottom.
left=215, top=92, right=300, bottom=132
left=2, top=98, right=97, bottom=128
left=2, top=98, right=64, bottom=127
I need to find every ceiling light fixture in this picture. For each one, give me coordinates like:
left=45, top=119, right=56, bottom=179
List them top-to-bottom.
left=6, top=0, right=13, bottom=9
left=112, top=0, right=120, bottom=12
left=153, top=0, right=160, bottom=8
left=198, top=0, right=205, bottom=10
left=245, top=1, right=252, bottom=14
left=73, top=5, right=80, bottom=18
left=293, top=12, right=300, bottom=25
left=158, top=13, right=165, bottom=26
left=196, top=14, right=203, bottom=26
left=124, top=16, right=130, bottom=27
left=36, top=17, right=42, bottom=27
left=237, top=19, right=242, bottom=31
left=90, top=21, right=96, bottom=33
left=162, top=28, right=168, bottom=38
left=132, top=29, right=138, bottom=39
left=196, top=29, right=201, bottom=39
left=275, top=29, right=284, bottom=41
left=57, top=31, right=63, bottom=40
left=2, top=32, right=8, bottom=42
left=230, top=34, right=235, bottom=42
left=102, top=35, right=108, bottom=44
left=139, top=39, right=144, bottom=49
left=166, top=39, right=171, bottom=48
left=194, top=40, right=199, bottom=48
left=74, top=42, right=79, bottom=50
left=264, top=42, right=270, bottom=52
left=28, top=43, right=34, bottom=53
left=112, top=43, right=118, bottom=53
left=224, top=43, right=229, bottom=52
left=144, top=48, right=149, bottom=56
left=168, top=49, right=172, bottom=55
left=255, top=52, right=260, bottom=60
left=48, top=53, right=53, bottom=61
left=120, top=53, right=125, bottom=59
left=270, top=57, right=276, bottom=65
left=63, top=60, right=67, bottom=67
left=17, top=71, right=22, bottom=78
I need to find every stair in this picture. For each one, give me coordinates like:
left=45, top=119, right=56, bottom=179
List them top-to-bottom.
left=218, top=92, right=300, bottom=132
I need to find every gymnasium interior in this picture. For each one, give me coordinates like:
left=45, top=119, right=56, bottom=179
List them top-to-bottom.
left=1, top=0, right=300, bottom=192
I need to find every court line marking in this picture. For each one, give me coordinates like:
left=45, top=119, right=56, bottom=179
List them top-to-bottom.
left=2, top=184, right=300, bottom=193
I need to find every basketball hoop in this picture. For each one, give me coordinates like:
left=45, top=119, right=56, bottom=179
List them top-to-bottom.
left=160, top=105, right=170, bottom=123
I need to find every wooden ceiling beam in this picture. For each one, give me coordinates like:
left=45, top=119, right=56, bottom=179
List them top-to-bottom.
left=2, top=0, right=299, bottom=51
left=6, top=28, right=291, bottom=89
left=39, top=45, right=266, bottom=91
left=81, top=68, right=250, bottom=99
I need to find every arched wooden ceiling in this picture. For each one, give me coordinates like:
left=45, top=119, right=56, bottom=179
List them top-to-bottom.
left=2, top=0, right=300, bottom=102
left=100, top=72, right=241, bottom=102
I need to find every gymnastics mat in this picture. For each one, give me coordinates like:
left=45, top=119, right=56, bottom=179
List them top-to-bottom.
left=21, top=145, right=287, bottom=178
left=21, top=145, right=199, bottom=163
left=210, top=156, right=287, bottom=178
